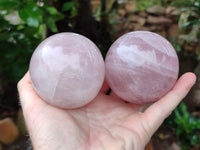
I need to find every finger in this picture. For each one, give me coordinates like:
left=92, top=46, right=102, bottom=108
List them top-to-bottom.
left=17, top=71, right=46, bottom=113
left=142, top=72, right=196, bottom=136
left=100, top=78, right=110, bottom=94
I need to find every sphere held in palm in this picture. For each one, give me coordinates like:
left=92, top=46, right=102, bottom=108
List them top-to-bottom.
left=105, top=31, right=179, bottom=104
left=29, top=33, right=105, bottom=109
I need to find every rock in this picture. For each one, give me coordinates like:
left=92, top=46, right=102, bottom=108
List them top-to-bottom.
left=91, top=0, right=100, bottom=12
left=105, top=0, right=116, bottom=12
left=125, top=1, right=136, bottom=13
left=147, top=5, right=166, bottom=15
left=166, top=6, right=180, bottom=16
left=118, top=9, right=127, bottom=17
left=4, top=11, right=22, bottom=25
left=139, top=11, right=148, bottom=18
left=128, top=14, right=139, bottom=22
left=128, top=15, right=146, bottom=26
left=147, top=16, right=172, bottom=25
left=138, top=18, right=146, bottom=26
left=124, top=22, right=134, bottom=30
left=133, top=23, right=142, bottom=30
left=168, top=24, right=179, bottom=40
left=149, top=25, right=164, bottom=32
left=137, top=26, right=152, bottom=31
left=105, top=31, right=179, bottom=104
left=156, top=31, right=167, bottom=38
left=29, top=33, right=105, bottom=109
left=178, top=34, right=186, bottom=44
left=183, top=45, right=196, bottom=52
left=180, top=57, right=200, bottom=110
left=193, top=89, right=200, bottom=104
left=17, top=109, right=27, bottom=135
left=0, top=118, right=19, bottom=145
left=145, top=140, right=154, bottom=150
left=167, top=142, right=181, bottom=150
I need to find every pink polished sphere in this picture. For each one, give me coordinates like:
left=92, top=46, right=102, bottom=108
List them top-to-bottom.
left=105, top=31, right=179, bottom=104
left=29, top=33, right=105, bottom=109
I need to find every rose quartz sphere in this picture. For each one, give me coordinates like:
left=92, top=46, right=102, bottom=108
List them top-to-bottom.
left=105, top=31, right=179, bottom=104
left=29, top=33, right=105, bottom=109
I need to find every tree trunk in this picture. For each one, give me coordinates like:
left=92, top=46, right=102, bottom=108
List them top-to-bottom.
left=74, top=0, right=98, bottom=42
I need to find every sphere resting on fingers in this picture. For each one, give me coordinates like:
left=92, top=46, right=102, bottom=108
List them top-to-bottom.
left=105, top=31, right=179, bottom=104
left=29, top=33, right=105, bottom=109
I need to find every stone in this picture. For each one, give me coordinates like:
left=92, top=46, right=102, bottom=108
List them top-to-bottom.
left=91, top=0, right=100, bottom=12
left=125, top=1, right=136, bottom=13
left=147, top=5, right=166, bottom=15
left=166, top=6, right=180, bottom=16
left=118, top=9, right=127, bottom=17
left=4, top=11, right=22, bottom=25
left=139, top=11, right=148, bottom=18
left=128, top=15, right=146, bottom=26
left=128, top=15, right=140, bottom=22
left=147, top=16, right=172, bottom=26
left=138, top=18, right=146, bottom=26
left=124, top=22, right=134, bottom=30
left=168, top=24, right=179, bottom=40
left=149, top=25, right=164, bottom=32
left=137, top=26, right=153, bottom=32
left=105, top=31, right=179, bottom=104
left=156, top=31, right=167, bottom=38
left=29, top=33, right=105, bottom=109
left=178, top=34, right=187, bottom=44
left=190, top=63, right=200, bottom=106
left=17, top=109, right=27, bottom=135
left=0, top=118, right=19, bottom=145
left=145, top=140, right=154, bottom=150
left=167, top=142, right=181, bottom=150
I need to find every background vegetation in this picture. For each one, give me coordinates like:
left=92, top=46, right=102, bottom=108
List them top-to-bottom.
left=0, top=0, right=199, bottom=149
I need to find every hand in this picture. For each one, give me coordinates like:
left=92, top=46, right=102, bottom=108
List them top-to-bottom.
left=17, top=71, right=196, bottom=150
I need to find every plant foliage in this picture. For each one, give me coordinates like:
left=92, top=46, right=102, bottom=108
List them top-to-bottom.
left=0, top=0, right=73, bottom=82
left=135, top=0, right=162, bottom=11
left=172, top=0, right=200, bottom=57
left=166, top=103, right=200, bottom=149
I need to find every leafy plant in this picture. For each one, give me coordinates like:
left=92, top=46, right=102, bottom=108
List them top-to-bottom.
left=0, top=0, right=66, bottom=82
left=135, top=0, right=162, bottom=11
left=171, top=0, right=200, bottom=56
left=61, top=1, right=77, bottom=28
left=62, top=1, right=77, bottom=17
left=166, top=103, right=200, bottom=149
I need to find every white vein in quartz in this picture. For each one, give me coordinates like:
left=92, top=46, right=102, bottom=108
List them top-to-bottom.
left=133, top=32, right=177, bottom=57
left=41, top=45, right=84, bottom=102
left=42, top=45, right=82, bottom=72
left=113, top=45, right=177, bottom=78
left=117, top=45, right=158, bottom=66
left=109, top=63, right=176, bottom=78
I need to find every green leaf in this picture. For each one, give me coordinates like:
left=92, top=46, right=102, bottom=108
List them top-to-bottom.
left=0, top=0, right=19, bottom=9
left=62, top=2, right=74, bottom=12
left=18, top=3, right=42, bottom=27
left=45, top=6, right=64, bottom=22
left=46, top=6, right=59, bottom=15
left=178, top=11, right=190, bottom=31
left=27, top=17, right=39, bottom=27
left=46, top=17, right=58, bottom=32
left=35, top=24, right=47, bottom=40
left=0, top=32, right=10, bottom=41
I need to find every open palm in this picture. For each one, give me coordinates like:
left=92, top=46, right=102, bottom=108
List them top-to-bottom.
left=18, top=72, right=196, bottom=150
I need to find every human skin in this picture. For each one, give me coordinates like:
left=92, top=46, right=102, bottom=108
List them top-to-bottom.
left=18, top=71, right=196, bottom=150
